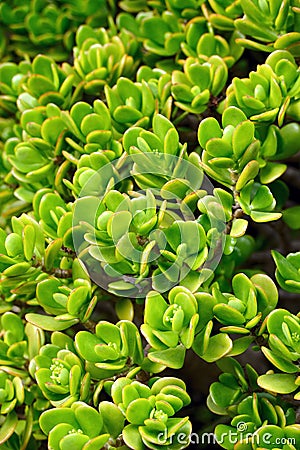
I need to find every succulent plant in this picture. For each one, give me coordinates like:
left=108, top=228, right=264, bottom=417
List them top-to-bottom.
left=0, top=0, right=110, bottom=61
left=206, top=0, right=243, bottom=30
left=235, top=0, right=300, bottom=56
left=140, top=10, right=185, bottom=57
left=182, top=19, right=244, bottom=67
left=73, top=25, right=140, bottom=95
left=225, top=50, right=300, bottom=125
left=171, top=55, right=228, bottom=114
left=105, top=77, right=156, bottom=134
left=272, top=250, right=300, bottom=293
left=212, top=272, right=278, bottom=331
left=141, top=287, right=200, bottom=368
left=261, top=308, right=300, bottom=377
left=0, top=312, right=28, bottom=367
left=75, top=320, right=144, bottom=379
left=30, top=336, right=90, bottom=407
left=208, top=358, right=300, bottom=449
left=0, top=369, right=24, bottom=415
left=110, top=376, right=191, bottom=449
left=215, top=393, right=299, bottom=450
left=39, top=401, right=115, bottom=450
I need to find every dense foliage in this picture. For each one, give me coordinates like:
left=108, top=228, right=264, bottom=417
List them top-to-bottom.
left=0, top=0, right=299, bottom=449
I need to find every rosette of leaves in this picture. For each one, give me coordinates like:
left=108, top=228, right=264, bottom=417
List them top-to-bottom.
left=165, top=0, right=203, bottom=19
left=235, top=0, right=300, bottom=56
left=0, top=1, right=70, bottom=59
left=131, top=10, right=185, bottom=57
left=182, top=17, right=243, bottom=67
left=73, top=25, right=140, bottom=95
left=225, top=50, right=300, bottom=124
left=18, top=54, right=76, bottom=112
left=171, top=55, right=228, bottom=114
left=104, top=77, right=156, bottom=134
left=61, top=100, right=124, bottom=195
left=198, top=107, right=283, bottom=222
left=198, top=107, right=260, bottom=188
left=123, top=113, right=203, bottom=193
left=258, top=121, right=300, bottom=163
left=66, top=147, right=124, bottom=197
left=238, top=179, right=283, bottom=223
left=78, top=184, right=209, bottom=294
left=79, top=188, right=170, bottom=292
left=32, top=190, right=72, bottom=241
left=0, top=213, right=46, bottom=302
left=272, top=250, right=300, bottom=293
left=212, top=272, right=278, bottom=334
left=141, top=287, right=199, bottom=368
left=260, top=309, right=300, bottom=380
left=0, top=312, right=28, bottom=367
left=75, top=320, right=144, bottom=379
left=30, top=335, right=90, bottom=407
left=207, top=357, right=258, bottom=415
left=110, top=376, right=191, bottom=450
left=214, top=390, right=300, bottom=450
left=39, top=401, right=114, bottom=450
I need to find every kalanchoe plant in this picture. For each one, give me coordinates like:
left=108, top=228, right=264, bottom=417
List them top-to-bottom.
left=72, top=25, right=140, bottom=95
left=225, top=50, right=300, bottom=124
left=171, top=55, right=228, bottom=114
left=105, top=77, right=156, bottom=134
left=141, top=287, right=200, bottom=368
left=75, top=320, right=144, bottom=379
left=30, top=337, right=91, bottom=407
left=209, top=358, right=300, bottom=449
left=39, top=401, right=114, bottom=450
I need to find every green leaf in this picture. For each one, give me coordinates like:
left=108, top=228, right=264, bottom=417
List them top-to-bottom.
left=153, top=114, right=174, bottom=143
left=198, top=117, right=222, bottom=148
left=232, top=121, right=255, bottom=159
left=236, top=161, right=259, bottom=191
left=260, top=162, right=286, bottom=184
left=230, top=219, right=248, bottom=238
left=115, top=299, right=134, bottom=321
left=201, top=333, right=232, bottom=362
left=148, top=345, right=186, bottom=369
left=126, top=398, right=152, bottom=425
